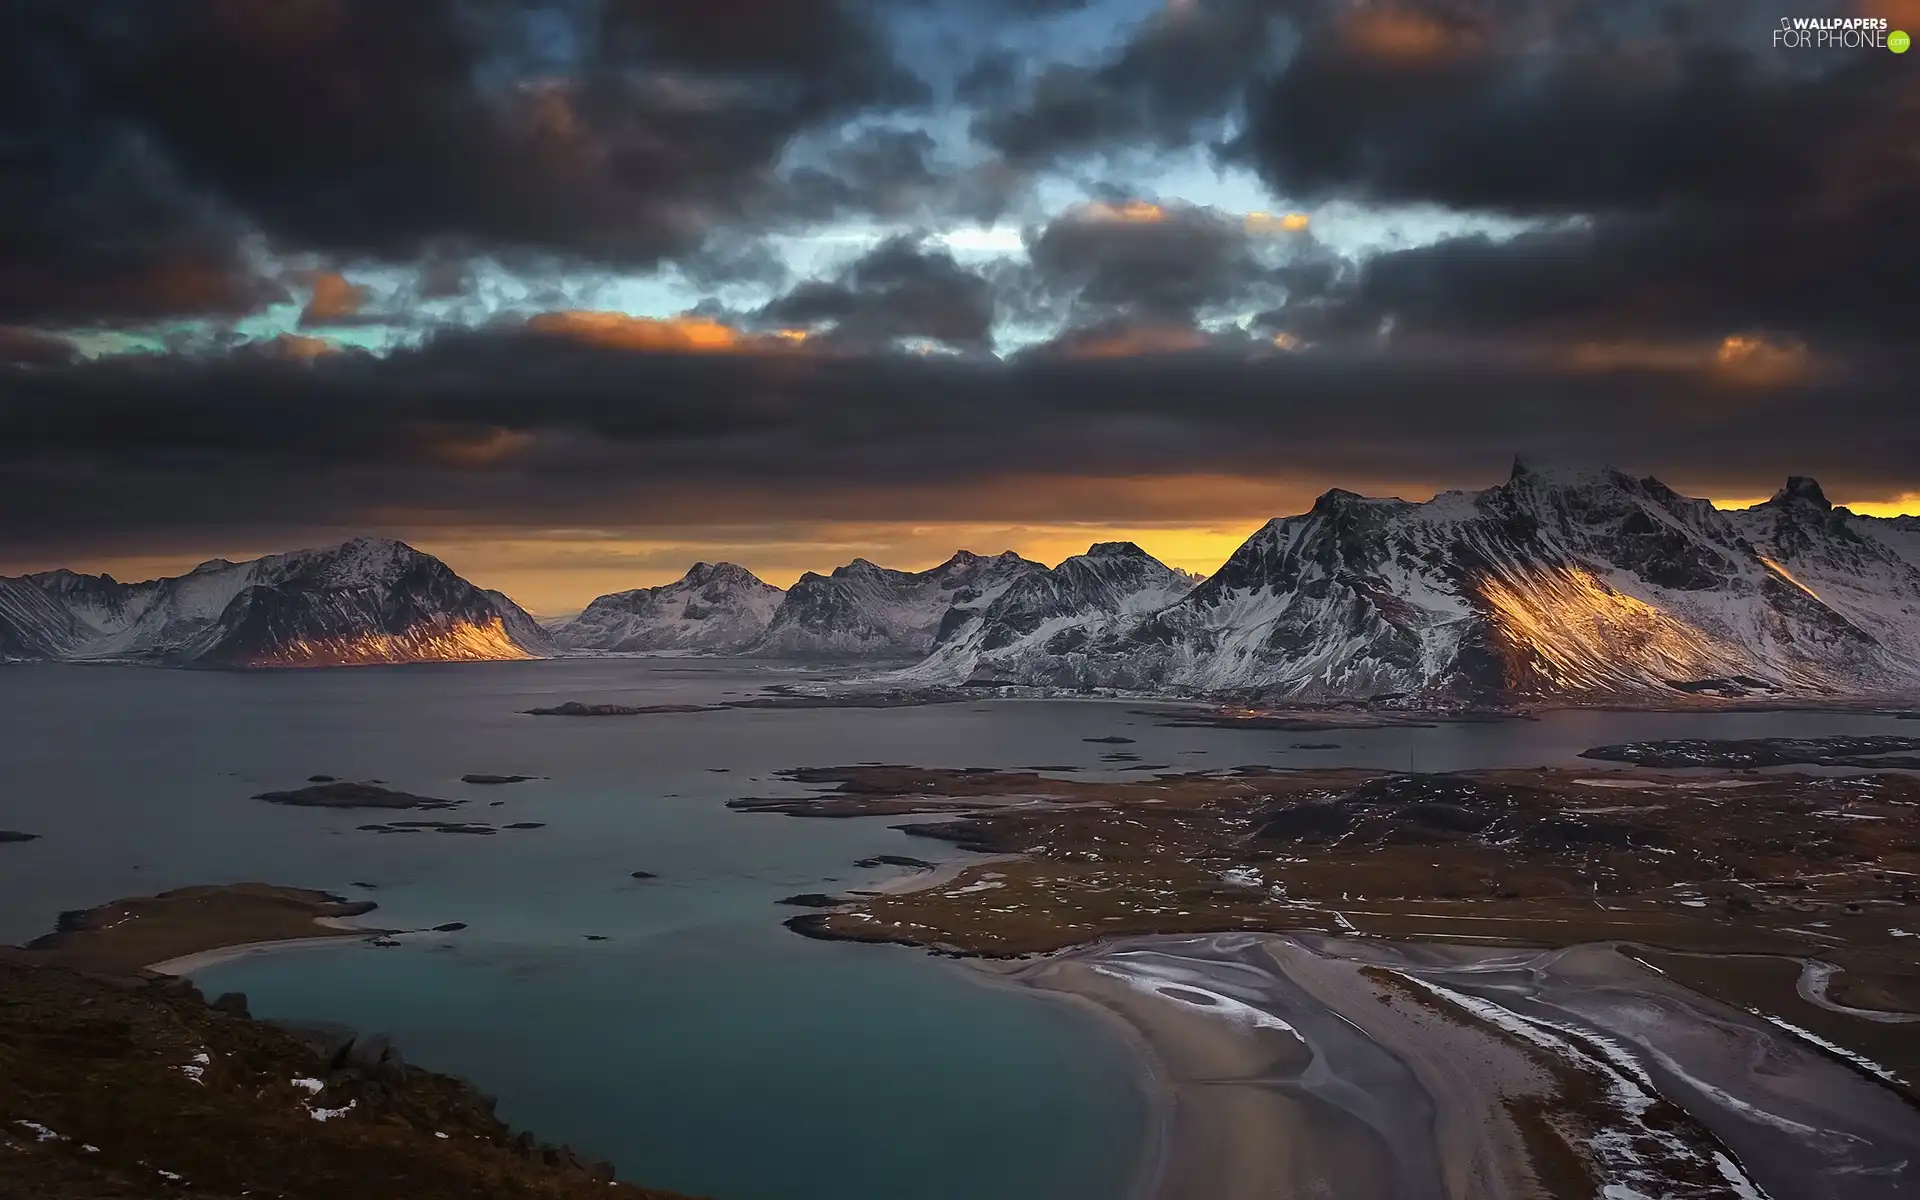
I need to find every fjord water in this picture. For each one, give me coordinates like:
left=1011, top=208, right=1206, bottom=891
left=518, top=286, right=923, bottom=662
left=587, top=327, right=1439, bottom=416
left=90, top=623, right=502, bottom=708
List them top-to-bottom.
left=3, top=660, right=1917, bottom=1199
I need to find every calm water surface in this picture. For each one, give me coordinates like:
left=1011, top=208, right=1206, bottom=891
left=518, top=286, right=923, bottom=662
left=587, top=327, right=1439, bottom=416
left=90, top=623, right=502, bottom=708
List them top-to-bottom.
left=1, top=660, right=1913, bottom=1199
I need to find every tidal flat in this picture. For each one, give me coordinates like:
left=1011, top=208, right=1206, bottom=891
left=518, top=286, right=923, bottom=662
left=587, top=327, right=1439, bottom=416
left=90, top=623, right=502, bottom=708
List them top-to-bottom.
left=4, top=659, right=1919, bottom=1199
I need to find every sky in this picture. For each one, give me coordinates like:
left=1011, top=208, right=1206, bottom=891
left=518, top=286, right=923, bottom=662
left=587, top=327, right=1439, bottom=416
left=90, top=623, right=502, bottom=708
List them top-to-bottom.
left=3, top=0, right=1917, bottom=614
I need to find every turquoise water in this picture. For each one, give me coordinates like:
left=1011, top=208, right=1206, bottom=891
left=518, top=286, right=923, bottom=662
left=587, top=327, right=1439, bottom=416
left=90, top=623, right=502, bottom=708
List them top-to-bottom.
left=4, top=659, right=1915, bottom=1198
left=0, top=660, right=1158, bottom=1200
left=194, top=934, right=1140, bottom=1200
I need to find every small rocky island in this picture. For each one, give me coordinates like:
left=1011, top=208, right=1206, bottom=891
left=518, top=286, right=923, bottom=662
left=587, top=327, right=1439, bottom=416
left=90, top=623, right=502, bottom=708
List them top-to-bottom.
left=1580, top=734, right=1920, bottom=769
left=254, top=782, right=463, bottom=810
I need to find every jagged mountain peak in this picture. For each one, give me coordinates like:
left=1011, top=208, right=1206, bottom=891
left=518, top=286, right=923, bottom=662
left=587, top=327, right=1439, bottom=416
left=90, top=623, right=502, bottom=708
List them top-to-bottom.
left=1506, top=455, right=1632, bottom=487
left=1767, top=476, right=1832, bottom=510
left=1309, top=487, right=1412, bottom=515
left=901, top=539, right=1197, bottom=684
left=751, top=547, right=1045, bottom=659
left=937, top=548, right=1030, bottom=571
left=833, top=558, right=893, bottom=579
left=551, top=560, right=783, bottom=654
left=681, top=561, right=766, bottom=588
left=27, top=568, right=121, bottom=591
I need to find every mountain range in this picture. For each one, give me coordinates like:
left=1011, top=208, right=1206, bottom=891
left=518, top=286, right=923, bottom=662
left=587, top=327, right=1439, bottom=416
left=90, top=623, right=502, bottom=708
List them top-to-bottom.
left=6, top=464, right=1918, bottom=702
left=918, top=464, right=1920, bottom=703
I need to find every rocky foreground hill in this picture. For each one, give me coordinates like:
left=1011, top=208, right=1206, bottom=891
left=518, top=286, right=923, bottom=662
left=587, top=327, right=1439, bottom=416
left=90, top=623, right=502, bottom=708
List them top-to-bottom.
left=0, top=956, right=698, bottom=1200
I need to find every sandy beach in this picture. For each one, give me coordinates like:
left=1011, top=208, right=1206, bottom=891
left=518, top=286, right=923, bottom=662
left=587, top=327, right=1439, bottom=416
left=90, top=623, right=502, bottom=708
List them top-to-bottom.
left=862, top=853, right=1024, bottom=896
left=17, top=883, right=386, bottom=977
left=145, top=917, right=372, bottom=975
left=1001, top=933, right=1920, bottom=1200
left=1000, top=935, right=1544, bottom=1200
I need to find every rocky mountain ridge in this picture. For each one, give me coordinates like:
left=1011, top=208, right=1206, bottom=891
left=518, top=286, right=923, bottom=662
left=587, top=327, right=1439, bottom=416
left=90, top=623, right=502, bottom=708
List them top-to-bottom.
left=940, top=463, right=1920, bottom=702
left=0, top=538, right=545, bottom=667
left=549, top=561, right=785, bottom=654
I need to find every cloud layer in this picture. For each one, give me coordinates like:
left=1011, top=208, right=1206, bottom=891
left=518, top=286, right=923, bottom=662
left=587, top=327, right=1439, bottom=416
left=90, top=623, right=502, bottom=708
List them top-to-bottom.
left=3, top=0, right=1915, bottom=599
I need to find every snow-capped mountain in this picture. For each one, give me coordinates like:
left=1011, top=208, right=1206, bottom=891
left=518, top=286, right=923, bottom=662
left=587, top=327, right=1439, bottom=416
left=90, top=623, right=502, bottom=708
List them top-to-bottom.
left=916, top=463, right=1920, bottom=703
left=1721, top=477, right=1920, bottom=673
left=0, top=538, right=545, bottom=667
left=905, top=542, right=1197, bottom=682
left=749, top=550, right=1044, bottom=659
left=550, top=562, right=784, bottom=653
left=0, top=576, right=88, bottom=660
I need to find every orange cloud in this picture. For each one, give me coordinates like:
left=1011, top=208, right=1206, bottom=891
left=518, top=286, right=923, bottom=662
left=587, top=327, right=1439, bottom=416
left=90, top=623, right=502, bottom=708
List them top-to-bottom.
left=1860, top=0, right=1920, bottom=29
left=1341, top=8, right=1479, bottom=60
left=1074, top=200, right=1168, bottom=224
left=1245, top=211, right=1311, bottom=234
left=139, top=257, right=284, bottom=316
left=300, top=271, right=370, bottom=325
left=523, top=311, right=821, bottom=355
left=525, top=312, right=754, bottom=354
left=0, top=326, right=79, bottom=366
left=267, top=332, right=338, bottom=361
left=1561, top=334, right=1814, bottom=385
left=1714, top=334, right=1813, bottom=385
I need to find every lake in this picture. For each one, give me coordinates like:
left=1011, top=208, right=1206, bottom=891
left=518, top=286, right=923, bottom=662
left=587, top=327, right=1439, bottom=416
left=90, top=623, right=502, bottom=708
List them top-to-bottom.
left=2, top=659, right=1914, bottom=1198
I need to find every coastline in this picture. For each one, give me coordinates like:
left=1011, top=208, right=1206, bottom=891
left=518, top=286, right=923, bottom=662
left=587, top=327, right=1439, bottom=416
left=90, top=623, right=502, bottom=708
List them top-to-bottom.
left=861, top=853, right=1023, bottom=896
left=17, top=883, right=389, bottom=977
left=145, top=921, right=370, bottom=976
left=982, top=933, right=1920, bottom=1200
left=983, top=939, right=1516, bottom=1200
left=959, top=955, right=1172, bottom=1200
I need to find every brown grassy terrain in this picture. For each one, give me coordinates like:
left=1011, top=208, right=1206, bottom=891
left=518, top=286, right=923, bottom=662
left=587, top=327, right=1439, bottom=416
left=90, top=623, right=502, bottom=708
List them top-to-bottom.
left=745, top=763, right=1920, bottom=1081
left=20, top=884, right=386, bottom=976
left=0, top=959, right=701, bottom=1200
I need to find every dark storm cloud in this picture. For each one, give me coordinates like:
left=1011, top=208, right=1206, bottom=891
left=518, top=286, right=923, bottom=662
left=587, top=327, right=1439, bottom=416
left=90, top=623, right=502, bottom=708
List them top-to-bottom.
left=0, top=0, right=929, bottom=326
left=3, top=0, right=1915, bottom=567
left=961, top=0, right=1916, bottom=363
left=973, top=1, right=1281, bottom=164
left=1236, top=2, right=1880, bottom=216
left=0, top=12, right=287, bottom=327
left=1239, top=17, right=1920, bottom=351
left=956, top=50, right=1024, bottom=105
left=772, top=124, right=1029, bottom=229
left=777, top=127, right=948, bottom=222
left=1024, top=202, right=1326, bottom=321
left=758, top=236, right=997, bottom=350
left=3, top=325, right=1914, bottom=561
left=0, top=328, right=79, bottom=367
